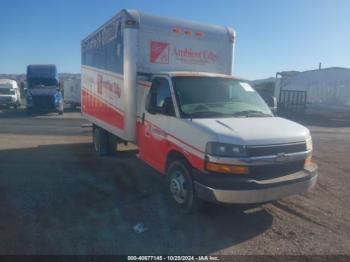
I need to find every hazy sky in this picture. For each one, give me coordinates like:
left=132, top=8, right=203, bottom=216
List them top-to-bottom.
left=0, top=0, right=349, bottom=79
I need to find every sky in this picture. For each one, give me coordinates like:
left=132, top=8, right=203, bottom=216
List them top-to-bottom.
left=0, top=0, right=349, bottom=80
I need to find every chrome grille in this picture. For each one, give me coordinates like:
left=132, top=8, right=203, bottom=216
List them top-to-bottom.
left=33, top=95, right=55, bottom=109
left=246, top=142, right=306, bottom=157
left=248, top=160, right=305, bottom=180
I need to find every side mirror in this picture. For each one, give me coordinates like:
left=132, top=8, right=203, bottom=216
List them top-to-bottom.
left=261, top=94, right=277, bottom=114
left=161, top=97, right=175, bottom=116
left=148, top=106, right=159, bottom=115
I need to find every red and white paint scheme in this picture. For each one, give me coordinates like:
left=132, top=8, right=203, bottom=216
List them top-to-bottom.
left=81, top=10, right=318, bottom=212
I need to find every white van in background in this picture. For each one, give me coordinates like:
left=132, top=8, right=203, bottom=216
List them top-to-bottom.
left=0, top=79, right=21, bottom=109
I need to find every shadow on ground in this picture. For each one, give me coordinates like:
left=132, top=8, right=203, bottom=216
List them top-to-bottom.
left=0, top=107, right=81, bottom=119
left=0, top=108, right=89, bottom=137
left=0, top=142, right=273, bottom=254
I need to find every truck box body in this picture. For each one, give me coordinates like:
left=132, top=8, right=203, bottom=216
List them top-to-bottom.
left=81, top=9, right=235, bottom=141
left=63, top=79, right=81, bottom=107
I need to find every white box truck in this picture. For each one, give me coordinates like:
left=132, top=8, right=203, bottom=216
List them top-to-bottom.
left=81, top=9, right=318, bottom=212
left=0, top=79, right=21, bottom=109
left=63, top=79, right=81, bottom=109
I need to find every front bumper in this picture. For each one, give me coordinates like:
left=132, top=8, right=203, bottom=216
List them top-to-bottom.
left=27, top=97, right=63, bottom=112
left=0, top=102, right=17, bottom=106
left=193, top=163, right=318, bottom=204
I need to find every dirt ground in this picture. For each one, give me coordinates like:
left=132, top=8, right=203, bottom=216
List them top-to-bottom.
left=0, top=107, right=349, bottom=255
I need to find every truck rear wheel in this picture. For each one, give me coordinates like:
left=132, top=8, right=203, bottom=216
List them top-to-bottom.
left=93, top=125, right=109, bottom=156
left=108, top=133, right=119, bottom=155
left=166, top=160, right=202, bottom=214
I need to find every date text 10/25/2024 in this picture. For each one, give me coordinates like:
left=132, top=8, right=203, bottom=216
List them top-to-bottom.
left=127, top=256, right=220, bottom=261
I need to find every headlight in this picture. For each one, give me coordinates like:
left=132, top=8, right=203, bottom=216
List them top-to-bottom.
left=26, top=93, right=32, bottom=100
left=55, top=93, right=62, bottom=103
left=306, top=136, right=313, bottom=151
left=205, top=142, right=248, bottom=174
left=206, top=142, right=246, bottom=157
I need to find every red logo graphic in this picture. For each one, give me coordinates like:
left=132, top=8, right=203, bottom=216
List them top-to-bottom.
left=150, top=41, right=169, bottom=64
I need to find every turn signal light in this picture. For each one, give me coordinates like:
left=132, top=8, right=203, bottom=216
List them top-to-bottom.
left=304, top=155, right=313, bottom=167
left=206, top=162, right=249, bottom=174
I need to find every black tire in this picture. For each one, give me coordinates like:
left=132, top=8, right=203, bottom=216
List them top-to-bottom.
left=58, top=110, right=63, bottom=115
left=93, top=125, right=109, bottom=156
left=107, top=133, right=119, bottom=155
left=166, top=159, right=202, bottom=214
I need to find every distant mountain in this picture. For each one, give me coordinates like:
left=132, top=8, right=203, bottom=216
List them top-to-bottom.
left=0, top=73, right=80, bottom=84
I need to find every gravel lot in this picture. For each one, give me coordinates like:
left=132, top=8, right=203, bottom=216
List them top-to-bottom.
left=0, top=107, right=349, bottom=255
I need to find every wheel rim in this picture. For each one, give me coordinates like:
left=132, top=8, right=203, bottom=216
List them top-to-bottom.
left=170, top=171, right=188, bottom=204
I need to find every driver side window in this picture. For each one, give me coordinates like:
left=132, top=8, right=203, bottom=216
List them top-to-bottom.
left=146, top=78, right=175, bottom=116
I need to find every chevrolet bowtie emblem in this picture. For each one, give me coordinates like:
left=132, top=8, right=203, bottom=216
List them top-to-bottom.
left=275, top=153, right=288, bottom=164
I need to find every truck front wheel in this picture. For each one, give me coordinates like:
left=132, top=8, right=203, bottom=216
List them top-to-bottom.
left=93, top=125, right=109, bottom=156
left=166, top=160, right=202, bottom=213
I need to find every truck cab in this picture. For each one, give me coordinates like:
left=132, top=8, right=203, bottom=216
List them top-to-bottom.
left=26, top=64, right=64, bottom=115
left=136, top=72, right=316, bottom=211
left=0, top=79, right=21, bottom=109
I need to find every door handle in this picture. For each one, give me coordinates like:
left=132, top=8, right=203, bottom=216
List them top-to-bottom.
left=142, top=112, right=145, bottom=124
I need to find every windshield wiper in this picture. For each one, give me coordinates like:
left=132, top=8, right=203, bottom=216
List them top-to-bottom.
left=233, top=110, right=272, bottom=117
left=187, top=111, right=227, bottom=118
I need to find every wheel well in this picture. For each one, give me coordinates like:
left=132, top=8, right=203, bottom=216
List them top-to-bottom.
left=165, top=150, right=190, bottom=172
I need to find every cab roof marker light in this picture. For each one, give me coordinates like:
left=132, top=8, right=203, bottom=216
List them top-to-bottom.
left=172, top=28, right=182, bottom=33
left=184, top=29, right=192, bottom=36
left=195, top=32, right=204, bottom=38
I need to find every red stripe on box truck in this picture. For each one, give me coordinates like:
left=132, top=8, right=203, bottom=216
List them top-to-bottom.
left=82, top=89, right=124, bottom=129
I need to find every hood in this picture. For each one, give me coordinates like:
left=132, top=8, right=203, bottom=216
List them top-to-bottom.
left=28, top=88, right=58, bottom=96
left=192, top=117, right=309, bottom=145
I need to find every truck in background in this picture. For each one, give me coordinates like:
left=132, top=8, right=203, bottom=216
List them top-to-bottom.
left=81, top=10, right=318, bottom=213
left=26, top=64, right=64, bottom=115
left=63, top=78, right=81, bottom=109
left=0, top=79, right=21, bottom=109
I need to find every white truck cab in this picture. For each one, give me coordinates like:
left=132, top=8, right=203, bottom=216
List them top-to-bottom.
left=81, top=10, right=317, bottom=212
left=0, top=79, right=21, bottom=109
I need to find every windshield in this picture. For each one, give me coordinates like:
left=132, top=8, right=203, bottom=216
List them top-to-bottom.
left=172, top=76, right=273, bottom=118
left=27, top=78, right=58, bottom=89
left=0, top=84, right=15, bottom=95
